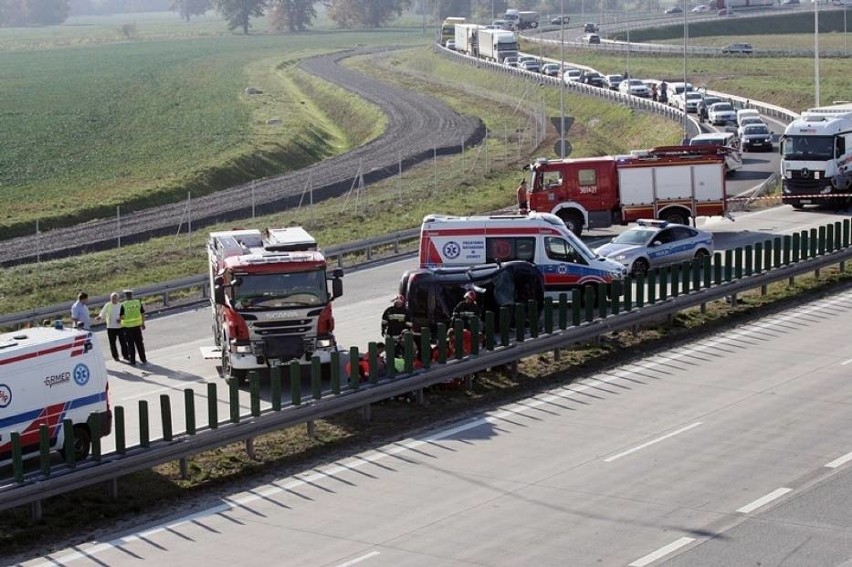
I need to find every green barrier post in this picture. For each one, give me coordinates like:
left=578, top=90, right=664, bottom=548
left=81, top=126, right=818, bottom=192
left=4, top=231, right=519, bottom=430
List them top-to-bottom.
left=572, top=289, right=582, bottom=325
left=543, top=297, right=553, bottom=334
left=485, top=311, right=495, bottom=351
left=420, top=328, right=432, bottom=368
left=349, top=346, right=360, bottom=389
left=312, top=356, right=323, bottom=398
left=290, top=360, right=302, bottom=406
left=271, top=365, right=283, bottom=410
left=249, top=371, right=260, bottom=417
left=228, top=378, right=240, bottom=424
left=207, top=383, right=218, bottom=429
left=185, top=389, right=196, bottom=435
left=139, top=401, right=150, bottom=448
left=115, top=405, right=126, bottom=453
left=88, top=411, right=102, bottom=462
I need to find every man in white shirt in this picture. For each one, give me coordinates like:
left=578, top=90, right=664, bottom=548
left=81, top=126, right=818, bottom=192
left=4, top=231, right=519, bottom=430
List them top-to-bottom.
left=70, top=292, right=91, bottom=330
left=95, top=292, right=129, bottom=361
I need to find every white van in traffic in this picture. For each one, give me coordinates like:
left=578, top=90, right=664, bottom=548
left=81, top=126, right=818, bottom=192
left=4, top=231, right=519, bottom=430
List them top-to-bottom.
left=736, top=108, right=761, bottom=127
left=690, top=132, right=744, bottom=175
left=419, top=212, right=626, bottom=296
left=0, top=325, right=112, bottom=465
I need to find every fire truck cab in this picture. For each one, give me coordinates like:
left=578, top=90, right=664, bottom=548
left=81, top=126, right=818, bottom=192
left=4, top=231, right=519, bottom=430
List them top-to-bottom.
left=208, top=227, right=343, bottom=382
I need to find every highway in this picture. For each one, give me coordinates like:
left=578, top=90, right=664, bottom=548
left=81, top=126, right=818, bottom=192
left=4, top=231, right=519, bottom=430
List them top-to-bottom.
left=82, top=204, right=852, bottom=452
left=19, top=286, right=852, bottom=566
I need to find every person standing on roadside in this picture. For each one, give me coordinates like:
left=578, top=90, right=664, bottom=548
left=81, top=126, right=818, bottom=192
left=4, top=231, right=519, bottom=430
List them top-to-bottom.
left=516, top=178, right=528, bottom=211
left=119, top=289, right=147, bottom=366
left=70, top=292, right=91, bottom=330
left=96, top=292, right=128, bottom=362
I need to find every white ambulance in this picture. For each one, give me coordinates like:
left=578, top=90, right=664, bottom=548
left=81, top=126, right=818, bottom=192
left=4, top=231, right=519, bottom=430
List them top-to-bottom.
left=419, top=212, right=626, bottom=296
left=0, top=324, right=112, bottom=465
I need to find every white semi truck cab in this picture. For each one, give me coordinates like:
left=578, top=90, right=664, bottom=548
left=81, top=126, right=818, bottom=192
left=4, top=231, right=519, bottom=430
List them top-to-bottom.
left=780, top=103, right=852, bottom=208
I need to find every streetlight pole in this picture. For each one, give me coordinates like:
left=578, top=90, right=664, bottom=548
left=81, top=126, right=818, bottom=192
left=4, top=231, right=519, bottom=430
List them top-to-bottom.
left=560, top=0, right=566, bottom=158
left=682, top=0, right=689, bottom=143
left=814, top=0, right=821, bottom=106
left=626, top=11, right=631, bottom=78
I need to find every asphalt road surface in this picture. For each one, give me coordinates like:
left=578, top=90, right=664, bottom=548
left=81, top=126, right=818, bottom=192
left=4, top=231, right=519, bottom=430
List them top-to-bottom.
left=15, top=287, right=852, bottom=567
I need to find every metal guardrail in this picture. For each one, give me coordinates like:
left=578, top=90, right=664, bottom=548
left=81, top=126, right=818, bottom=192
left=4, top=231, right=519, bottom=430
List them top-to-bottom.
left=440, top=48, right=703, bottom=140
left=2, top=219, right=850, bottom=514
left=0, top=228, right=421, bottom=330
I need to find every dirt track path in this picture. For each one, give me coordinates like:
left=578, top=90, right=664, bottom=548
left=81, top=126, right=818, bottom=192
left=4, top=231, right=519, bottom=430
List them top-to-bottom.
left=0, top=48, right=483, bottom=267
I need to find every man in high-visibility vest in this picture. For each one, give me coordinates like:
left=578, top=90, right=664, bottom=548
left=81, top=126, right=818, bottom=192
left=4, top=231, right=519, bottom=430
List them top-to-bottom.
left=119, top=289, right=147, bottom=366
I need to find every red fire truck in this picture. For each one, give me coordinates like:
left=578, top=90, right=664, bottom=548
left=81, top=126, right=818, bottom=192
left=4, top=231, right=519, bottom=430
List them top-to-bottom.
left=528, top=145, right=729, bottom=236
left=208, top=227, right=343, bottom=382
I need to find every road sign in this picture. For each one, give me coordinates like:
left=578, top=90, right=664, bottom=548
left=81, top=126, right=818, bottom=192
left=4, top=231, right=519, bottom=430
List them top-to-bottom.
left=550, top=116, right=575, bottom=136
left=554, top=139, right=572, bottom=158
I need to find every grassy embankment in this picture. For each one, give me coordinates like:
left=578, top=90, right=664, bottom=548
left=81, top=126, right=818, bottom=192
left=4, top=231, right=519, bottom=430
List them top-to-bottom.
left=1, top=41, right=682, bottom=316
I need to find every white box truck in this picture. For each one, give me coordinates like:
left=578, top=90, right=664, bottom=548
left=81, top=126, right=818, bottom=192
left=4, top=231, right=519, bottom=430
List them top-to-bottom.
left=478, top=29, right=519, bottom=63
left=0, top=325, right=112, bottom=465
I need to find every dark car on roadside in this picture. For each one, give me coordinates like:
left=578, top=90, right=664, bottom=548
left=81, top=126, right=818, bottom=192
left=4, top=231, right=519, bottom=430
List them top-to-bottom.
left=664, top=6, right=683, bottom=14
left=551, top=15, right=571, bottom=25
left=519, top=59, right=542, bottom=73
left=580, top=70, right=605, bottom=87
left=398, top=262, right=545, bottom=335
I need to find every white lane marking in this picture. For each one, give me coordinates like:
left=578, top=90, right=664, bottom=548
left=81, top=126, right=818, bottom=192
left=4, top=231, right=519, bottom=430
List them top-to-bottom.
left=29, top=290, right=852, bottom=566
left=841, top=358, right=852, bottom=366
left=604, top=422, right=703, bottom=463
left=825, top=450, right=852, bottom=469
left=736, top=487, right=792, bottom=514
left=628, top=537, right=696, bottom=567
left=335, top=551, right=380, bottom=567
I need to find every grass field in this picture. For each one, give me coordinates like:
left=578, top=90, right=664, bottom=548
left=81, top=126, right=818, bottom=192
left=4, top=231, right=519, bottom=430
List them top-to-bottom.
left=0, top=18, right=429, bottom=236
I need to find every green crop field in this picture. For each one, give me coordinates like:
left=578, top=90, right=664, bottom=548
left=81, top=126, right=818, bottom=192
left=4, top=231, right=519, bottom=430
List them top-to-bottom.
left=0, top=14, right=431, bottom=236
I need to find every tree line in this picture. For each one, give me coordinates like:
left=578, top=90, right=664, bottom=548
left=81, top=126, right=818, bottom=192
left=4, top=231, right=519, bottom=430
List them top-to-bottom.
left=0, top=0, right=416, bottom=31
left=2, top=1, right=644, bottom=33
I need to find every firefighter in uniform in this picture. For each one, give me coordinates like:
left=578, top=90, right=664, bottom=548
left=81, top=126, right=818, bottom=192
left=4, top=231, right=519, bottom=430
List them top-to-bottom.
left=119, top=289, right=147, bottom=365
left=451, top=290, right=481, bottom=331
left=381, top=294, right=411, bottom=339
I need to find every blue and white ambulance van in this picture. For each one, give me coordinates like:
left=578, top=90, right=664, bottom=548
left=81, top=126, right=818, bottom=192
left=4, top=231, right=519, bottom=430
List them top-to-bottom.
left=0, top=324, right=112, bottom=464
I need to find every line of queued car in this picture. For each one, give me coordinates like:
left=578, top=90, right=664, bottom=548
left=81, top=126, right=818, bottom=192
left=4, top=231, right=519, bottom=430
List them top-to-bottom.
left=499, top=41, right=772, bottom=154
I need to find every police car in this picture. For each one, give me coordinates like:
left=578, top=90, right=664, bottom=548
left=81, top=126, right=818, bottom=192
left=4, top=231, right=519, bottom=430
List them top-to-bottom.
left=594, top=220, right=714, bottom=276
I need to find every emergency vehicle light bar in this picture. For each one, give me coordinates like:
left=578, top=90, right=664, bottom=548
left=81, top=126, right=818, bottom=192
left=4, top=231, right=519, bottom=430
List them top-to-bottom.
left=636, top=219, right=669, bottom=228
left=241, top=253, right=319, bottom=264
